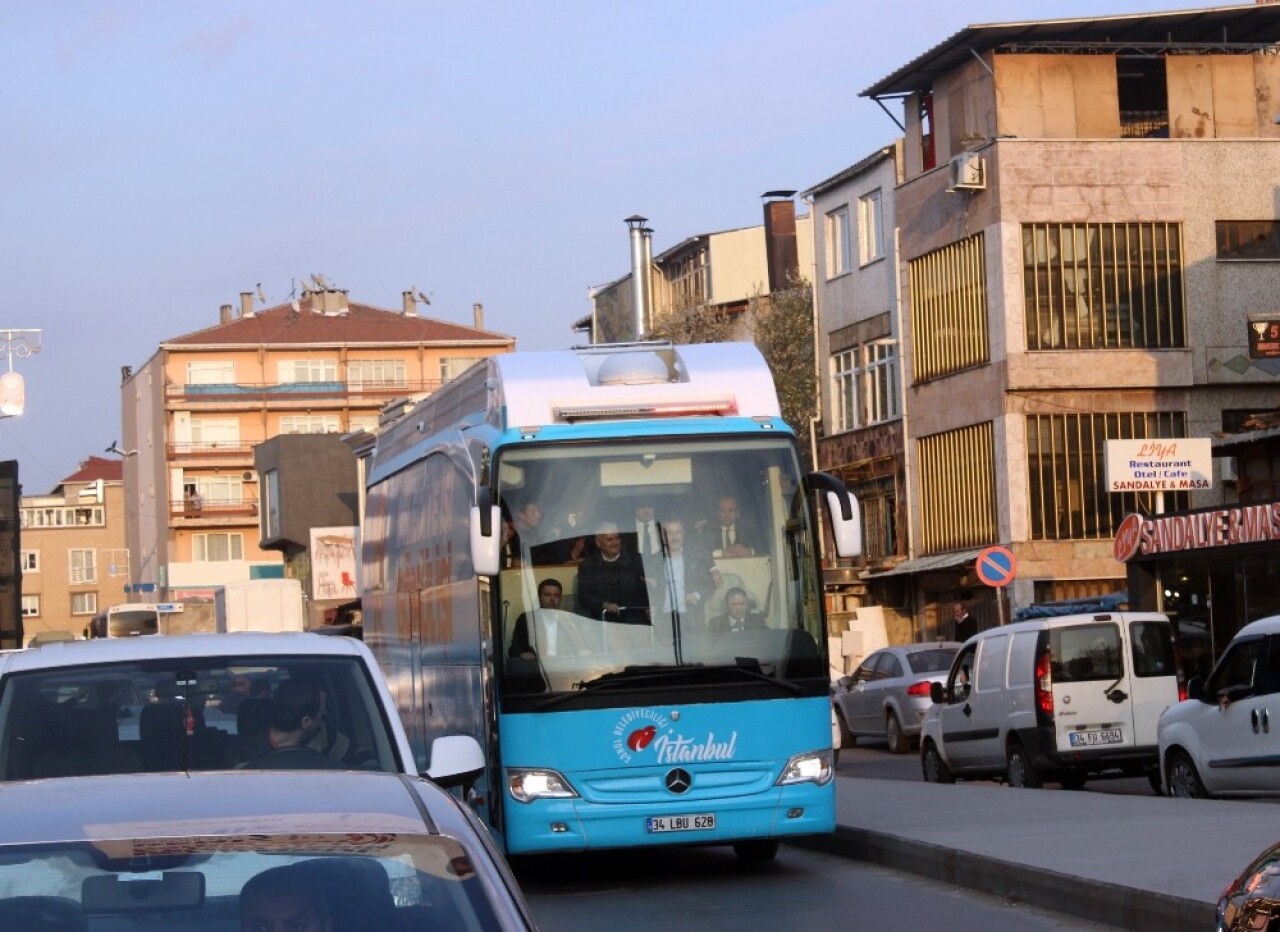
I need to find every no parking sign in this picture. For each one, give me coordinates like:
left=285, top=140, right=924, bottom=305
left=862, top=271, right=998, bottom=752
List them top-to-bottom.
left=975, top=546, right=1016, bottom=588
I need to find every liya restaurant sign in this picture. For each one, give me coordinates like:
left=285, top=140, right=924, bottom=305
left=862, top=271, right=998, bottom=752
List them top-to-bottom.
left=1104, top=439, right=1212, bottom=493
left=1114, top=502, right=1280, bottom=562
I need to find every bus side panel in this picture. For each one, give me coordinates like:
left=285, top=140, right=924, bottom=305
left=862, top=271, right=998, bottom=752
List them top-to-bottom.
left=497, top=697, right=834, bottom=854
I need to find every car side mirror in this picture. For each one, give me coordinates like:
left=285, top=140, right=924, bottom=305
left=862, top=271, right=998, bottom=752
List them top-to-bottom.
left=1186, top=676, right=1203, bottom=702
left=930, top=681, right=944, bottom=704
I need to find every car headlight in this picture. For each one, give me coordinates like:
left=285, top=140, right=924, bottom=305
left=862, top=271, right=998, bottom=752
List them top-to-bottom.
left=776, top=749, right=834, bottom=787
left=507, top=768, right=579, bottom=803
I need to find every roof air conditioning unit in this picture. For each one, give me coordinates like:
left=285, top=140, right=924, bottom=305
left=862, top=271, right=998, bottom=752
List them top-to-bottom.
left=947, top=152, right=986, bottom=192
left=242, top=470, right=258, bottom=483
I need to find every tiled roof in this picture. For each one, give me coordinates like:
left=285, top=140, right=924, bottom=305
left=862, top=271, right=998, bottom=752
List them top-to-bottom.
left=163, top=299, right=515, bottom=348
left=62, top=456, right=123, bottom=483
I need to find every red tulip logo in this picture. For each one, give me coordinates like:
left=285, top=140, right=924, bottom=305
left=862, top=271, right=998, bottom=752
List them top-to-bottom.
left=627, top=725, right=657, bottom=751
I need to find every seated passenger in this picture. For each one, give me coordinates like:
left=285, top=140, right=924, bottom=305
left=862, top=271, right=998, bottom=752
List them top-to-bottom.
left=576, top=522, right=650, bottom=624
left=509, top=578, right=592, bottom=659
left=707, top=587, right=766, bottom=635
left=242, top=680, right=343, bottom=771
left=240, top=865, right=332, bottom=932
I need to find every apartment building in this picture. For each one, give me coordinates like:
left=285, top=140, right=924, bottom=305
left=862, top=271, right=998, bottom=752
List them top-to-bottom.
left=849, top=4, right=1280, bottom=640
left=588, top=199, right=813, bottom=343
left=121, top=288, right=514, bottom=603
left=18, top=456, right=128, bottom=644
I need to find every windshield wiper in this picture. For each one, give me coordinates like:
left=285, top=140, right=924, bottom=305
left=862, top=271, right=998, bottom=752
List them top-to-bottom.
left=534, top=663, right=799, bottom=709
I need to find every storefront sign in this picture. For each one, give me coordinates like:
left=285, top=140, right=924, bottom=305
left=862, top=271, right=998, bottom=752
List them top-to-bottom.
left=1249, top=318, right=1280, bottom=358
left=1105, top=439, right=1212, bottom=492
left=1113, top=503, right=1280, bottom=562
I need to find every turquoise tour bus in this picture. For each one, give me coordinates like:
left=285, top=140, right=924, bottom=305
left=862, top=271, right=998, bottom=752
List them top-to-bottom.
left=361, top=342, right=861, bottom=859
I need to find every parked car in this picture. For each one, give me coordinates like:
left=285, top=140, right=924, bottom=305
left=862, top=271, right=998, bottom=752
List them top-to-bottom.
left=920, top=612, right=1180, bottom=790
left=1159, top=614, right=1280, bottom=799
left=0, top=632, right=438, bottom=781
left=833, top=643, right=961, bottom=754
left=0, top=766, right=536, bottom=930
left=1216, top=838, right=1280, bottom=932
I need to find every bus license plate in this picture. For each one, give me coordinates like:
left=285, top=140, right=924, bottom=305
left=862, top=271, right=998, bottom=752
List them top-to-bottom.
left=1069, top=728, right=1122, bottom=747
left=645, top=814, right=715, bottom=834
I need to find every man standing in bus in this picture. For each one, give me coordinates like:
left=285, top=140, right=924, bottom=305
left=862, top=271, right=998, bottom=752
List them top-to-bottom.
left=577, top=521, right=650, bottom=625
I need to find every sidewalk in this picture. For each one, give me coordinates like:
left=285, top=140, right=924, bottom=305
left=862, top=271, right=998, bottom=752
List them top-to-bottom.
left=802, top=775, right=1280, bottom=932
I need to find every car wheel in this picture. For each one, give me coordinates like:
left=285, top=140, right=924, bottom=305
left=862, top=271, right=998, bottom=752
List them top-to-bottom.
left=834, top=709, right=854, bottom=748
left=885, top=712, right=908, bottom=755
left=921, top=741, right=955, bottom=784
left=1006, top=742, right=1044, bottom=789
left=1166, top=750, right=1208, bottom=799
left=1058, top=773, right=1087, bottom=790
left=733, top=840, right=779, bottom=862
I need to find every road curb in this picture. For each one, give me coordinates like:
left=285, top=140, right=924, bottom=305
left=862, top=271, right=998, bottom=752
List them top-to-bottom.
left=795, top=826, right=1216, bottom=932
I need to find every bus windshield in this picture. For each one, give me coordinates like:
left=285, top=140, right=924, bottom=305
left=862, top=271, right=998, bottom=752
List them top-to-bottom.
left=494, top=435, right=826, bottom=703
left=108, top=609, right=160, bottom=638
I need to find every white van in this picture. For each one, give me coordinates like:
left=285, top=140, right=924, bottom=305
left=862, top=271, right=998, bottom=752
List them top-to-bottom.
left=919, top=612, right=1181, bottom=791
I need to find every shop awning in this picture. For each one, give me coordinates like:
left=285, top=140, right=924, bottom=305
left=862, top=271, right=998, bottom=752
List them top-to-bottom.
left=862, top=548, right=983, bottom=579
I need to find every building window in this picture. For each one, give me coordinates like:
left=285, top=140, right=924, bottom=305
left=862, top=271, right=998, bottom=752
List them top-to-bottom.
left=1117, top=56, right=1168, bottom=138
left=858, top=191, right=884, bottom=265
left=825, top=207, right=852, bottom=278
left=1217, top=221, right=1280, bottom=261
left=1023, top=222, right=1185, bottom=351
left=909, top=233, right=989, bottom=382
left=665, top=249, right=709, bottom=309
left=831, top=341, right=901, bottom=432
left=831, top=350, right=856, bottom=433
left=440, top=357, right=481, bottom=383
left=347, top=359, right=406, bottom=389
left=278, top=360, right=337, bottom=384
left=187, top=361, right=235, bottom=385
left=1027, top=411, right=1189, bottom=541
left=348, top=413, right=379, bottom=432
left=279, top=415, right=340, bottom=434
left=189, top=417, right=240, bottom=450
left=918, top=422, right=997, bottom=554
left=264, top=469, right=281, bottom=540
left=195, top=475, right=243, bottom=505
left=854, top=475, right=899, bottom=562
left=19, top=506, right=105, bottom=529
left=193, top=533, right=244, bottom=562
left=69, top=549, right=96, bottom=584
left=20, top=551, right=38, bottom=573
left=71, top=592, right=97, bottom=616
left=20, top=595, right=38, bottom=617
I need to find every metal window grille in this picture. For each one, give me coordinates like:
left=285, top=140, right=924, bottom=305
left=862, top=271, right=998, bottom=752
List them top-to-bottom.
left=909, top=233, right=989, bottom=382
left=918, top=421, right=998, bottom=554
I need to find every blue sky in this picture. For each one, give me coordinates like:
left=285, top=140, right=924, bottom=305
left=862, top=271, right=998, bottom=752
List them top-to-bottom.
left=2, top=0, right=1182, bottom=493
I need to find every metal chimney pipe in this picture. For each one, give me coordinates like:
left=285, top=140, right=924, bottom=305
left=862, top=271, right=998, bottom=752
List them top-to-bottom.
left=626, top=215, right=648, bottom=341
left=641, top=227, right=654, bottom=336
left=473, top=302, right=485, bottom=329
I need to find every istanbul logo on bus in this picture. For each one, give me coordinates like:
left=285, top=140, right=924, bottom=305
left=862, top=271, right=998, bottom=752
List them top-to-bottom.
left=612, top=708, right=739, bottom=765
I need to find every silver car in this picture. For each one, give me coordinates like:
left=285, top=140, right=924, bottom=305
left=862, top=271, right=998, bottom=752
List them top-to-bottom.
left=833, top=643, right=961, bottom=754
left=0, top=766, right=537, bottom=930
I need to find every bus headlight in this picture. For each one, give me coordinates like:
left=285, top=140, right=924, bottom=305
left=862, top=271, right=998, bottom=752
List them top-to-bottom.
left=776, top=749, right=834, bottom=787
left=507, top=768, right=579, bottom=803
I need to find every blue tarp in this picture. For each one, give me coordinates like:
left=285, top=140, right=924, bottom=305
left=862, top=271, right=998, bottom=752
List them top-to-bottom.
left=1013, top=591, right=1130, bottom=622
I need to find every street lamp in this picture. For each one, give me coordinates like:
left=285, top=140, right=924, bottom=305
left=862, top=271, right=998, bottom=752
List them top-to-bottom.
left=0, top=329, right=42, bottom=418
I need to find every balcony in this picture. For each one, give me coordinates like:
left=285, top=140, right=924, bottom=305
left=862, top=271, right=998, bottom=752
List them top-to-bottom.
left=166, top=379, right=442, bottom=409
left=167, top=441, right=256, bottom=464
left=170, top=498, right=259, bottom=527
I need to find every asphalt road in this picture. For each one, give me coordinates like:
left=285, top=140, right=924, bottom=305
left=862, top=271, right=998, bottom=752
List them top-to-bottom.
left=516, top=843, right=1123, bottom=931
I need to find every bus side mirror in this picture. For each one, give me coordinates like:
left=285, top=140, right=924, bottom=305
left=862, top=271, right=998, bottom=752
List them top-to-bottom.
left=808, top=471, right=862, bottom=559
left=470, top=505, right=502, bottom=577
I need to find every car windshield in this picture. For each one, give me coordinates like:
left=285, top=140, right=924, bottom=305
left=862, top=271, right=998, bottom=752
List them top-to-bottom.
left=905, top=648, right=958, bottom=674
left=0, top=655, right=400, bottom=779
left=0, top=832, right=506, bottom=931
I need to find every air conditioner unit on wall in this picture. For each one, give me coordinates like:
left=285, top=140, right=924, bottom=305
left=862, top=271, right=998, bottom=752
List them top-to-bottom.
left=947, top=152, right=986, bottom=191
left=242, top=470, right=258, bottom=483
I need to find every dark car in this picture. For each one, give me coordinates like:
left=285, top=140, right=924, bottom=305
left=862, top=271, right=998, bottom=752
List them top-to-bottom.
left=1217, top=839, right=1280, bottom=931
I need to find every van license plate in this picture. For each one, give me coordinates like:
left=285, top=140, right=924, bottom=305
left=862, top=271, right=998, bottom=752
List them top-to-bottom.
left=1069, top=729, right=1122, bottom=747
left=645, top=814, right=715, bottom=833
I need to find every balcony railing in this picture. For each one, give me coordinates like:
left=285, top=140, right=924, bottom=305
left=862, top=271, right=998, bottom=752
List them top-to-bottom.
left=1120, top=110, right=1169, bottom=139
left=166, top=379, right=443, bottom=403
left=167, top=441, right=256, bottom=459
left=170, top=499, right=259, bottom=519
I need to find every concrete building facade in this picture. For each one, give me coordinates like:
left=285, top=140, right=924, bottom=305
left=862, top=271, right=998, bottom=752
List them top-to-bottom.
left=121, top=288, right=514, bottom=606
